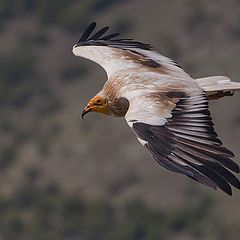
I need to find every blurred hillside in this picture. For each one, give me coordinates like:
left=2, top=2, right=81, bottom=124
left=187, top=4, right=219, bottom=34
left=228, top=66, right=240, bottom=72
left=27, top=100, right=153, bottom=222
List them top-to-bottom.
left=0, top=0, right=240, bottom=239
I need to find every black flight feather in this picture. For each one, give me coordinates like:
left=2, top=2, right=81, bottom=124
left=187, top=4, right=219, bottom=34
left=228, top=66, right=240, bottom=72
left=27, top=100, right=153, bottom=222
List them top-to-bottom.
left=76, top=22, right=152, bottom=50
left=78, top=22, right=96, bottom=43
left=89, top=26, right=109, bottom=40
left=132, top=91, right=240, bottom=195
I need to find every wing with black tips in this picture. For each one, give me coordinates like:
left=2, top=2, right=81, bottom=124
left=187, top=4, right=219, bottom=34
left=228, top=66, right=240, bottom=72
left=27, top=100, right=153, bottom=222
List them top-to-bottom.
left=76, top=21, right=151, bottom=50
left=72, top=22, right=188, bottom=78
left=126, top=90, right=240, bottom=195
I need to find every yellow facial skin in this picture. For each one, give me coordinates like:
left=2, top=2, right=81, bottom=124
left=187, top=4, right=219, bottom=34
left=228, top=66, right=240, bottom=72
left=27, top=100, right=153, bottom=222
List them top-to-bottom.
left=82, top=96, right=108, bottom=119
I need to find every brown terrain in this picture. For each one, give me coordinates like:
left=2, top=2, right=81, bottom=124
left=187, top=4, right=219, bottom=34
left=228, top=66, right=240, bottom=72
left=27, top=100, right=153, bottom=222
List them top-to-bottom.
left=1, top=0, right=240, bottom=239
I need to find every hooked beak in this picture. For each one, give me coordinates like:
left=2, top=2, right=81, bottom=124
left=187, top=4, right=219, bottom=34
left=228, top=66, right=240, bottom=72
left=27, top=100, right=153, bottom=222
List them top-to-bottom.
left=81, top=107, right=91, bottom=119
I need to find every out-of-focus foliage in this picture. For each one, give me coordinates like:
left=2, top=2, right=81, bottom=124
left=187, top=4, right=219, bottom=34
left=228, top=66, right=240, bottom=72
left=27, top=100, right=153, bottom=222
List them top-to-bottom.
left=0, top=0, right=123, bottom=32
left=1, top=0, right=240, bottom=239
left=0, top=44, right=36, bottom=107
left=0, top=169, right=225, bottom=240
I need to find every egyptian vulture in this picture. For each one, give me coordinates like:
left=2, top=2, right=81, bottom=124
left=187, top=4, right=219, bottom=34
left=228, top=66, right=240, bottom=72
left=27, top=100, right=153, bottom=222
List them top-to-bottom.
left=72, top=22, right=240, bottom=195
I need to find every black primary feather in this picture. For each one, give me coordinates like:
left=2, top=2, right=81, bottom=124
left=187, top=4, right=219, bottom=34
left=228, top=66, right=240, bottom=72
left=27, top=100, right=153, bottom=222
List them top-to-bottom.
left=76, top=22, right=152, bottom=50
left=78, top=22, right=96, bottom=43
left=89, top=26, right=109, bottom=40
left=99, top=33, right=120, bottom=40
left=132, top=92, right=240, bottom=195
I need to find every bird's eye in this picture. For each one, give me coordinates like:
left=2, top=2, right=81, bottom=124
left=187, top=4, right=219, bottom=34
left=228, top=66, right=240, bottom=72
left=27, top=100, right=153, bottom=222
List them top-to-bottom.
left=96, top=99, right=102, bottom=104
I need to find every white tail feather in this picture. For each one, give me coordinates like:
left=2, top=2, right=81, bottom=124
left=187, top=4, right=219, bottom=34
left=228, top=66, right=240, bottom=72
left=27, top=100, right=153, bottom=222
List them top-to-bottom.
left=196, top=76, right=240, bottom=92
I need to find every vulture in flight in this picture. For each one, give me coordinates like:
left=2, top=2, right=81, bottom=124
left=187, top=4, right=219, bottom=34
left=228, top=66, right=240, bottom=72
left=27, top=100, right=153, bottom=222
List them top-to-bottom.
left=72, top=22, right=240, bottom=195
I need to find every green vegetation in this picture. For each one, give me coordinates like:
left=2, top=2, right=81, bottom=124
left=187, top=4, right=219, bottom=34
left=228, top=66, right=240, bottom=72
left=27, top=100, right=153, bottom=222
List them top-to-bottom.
left=0, top=0, right=124, bottom=32
left=0, top=0, right=240, bottom=239
left=19, top=30, right=50, bottom=47
left=0, top=43, right=36, bottom=107
left=61, top=62, right=89, bottom=83
left=0, top=145, right=16, bottom=168
left=0, top=170, right=221, bottom=240
left=1, top=172, right=238, bottom=240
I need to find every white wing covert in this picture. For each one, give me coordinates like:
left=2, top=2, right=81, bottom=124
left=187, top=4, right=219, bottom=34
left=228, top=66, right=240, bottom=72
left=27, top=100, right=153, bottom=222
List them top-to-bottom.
left=72, top=22, right=190, bottom=80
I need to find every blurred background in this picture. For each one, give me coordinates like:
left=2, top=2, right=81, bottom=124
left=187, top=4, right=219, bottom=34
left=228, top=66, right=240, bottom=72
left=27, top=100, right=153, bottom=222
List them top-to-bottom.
left=1, top=0, right=240, bottom=239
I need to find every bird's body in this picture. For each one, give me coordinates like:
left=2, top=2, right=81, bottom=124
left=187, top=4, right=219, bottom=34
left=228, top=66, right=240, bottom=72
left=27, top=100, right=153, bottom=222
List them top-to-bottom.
left=73, top=22, right=240, bottom=195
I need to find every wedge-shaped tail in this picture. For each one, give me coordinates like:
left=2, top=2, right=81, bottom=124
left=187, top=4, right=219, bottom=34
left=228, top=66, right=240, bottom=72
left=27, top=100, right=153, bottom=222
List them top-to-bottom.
left=196, top=76, right=240, bottom=99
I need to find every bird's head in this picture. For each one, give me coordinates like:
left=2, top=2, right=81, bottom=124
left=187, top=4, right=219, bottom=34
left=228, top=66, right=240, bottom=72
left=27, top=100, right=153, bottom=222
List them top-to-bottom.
left=82, top=95, right=129, bottom=119
left=82, top=96, right=109, bottom=119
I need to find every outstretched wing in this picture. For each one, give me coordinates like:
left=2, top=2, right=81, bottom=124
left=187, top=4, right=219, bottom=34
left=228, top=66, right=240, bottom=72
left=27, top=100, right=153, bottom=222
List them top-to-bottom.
left=72, top=22, right=190, bottom=79
left=73, top=23, right=240, bottom=195
left=126, top=89, right=240, bottom=195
